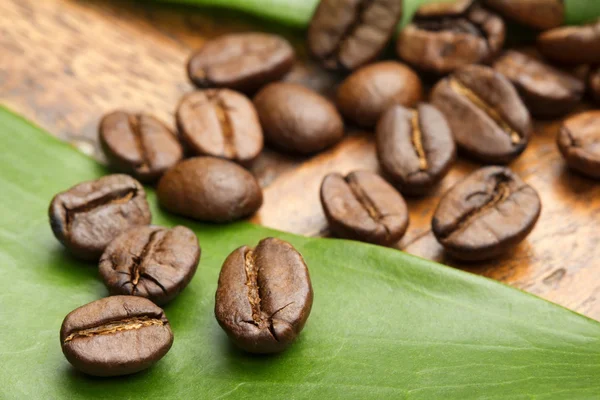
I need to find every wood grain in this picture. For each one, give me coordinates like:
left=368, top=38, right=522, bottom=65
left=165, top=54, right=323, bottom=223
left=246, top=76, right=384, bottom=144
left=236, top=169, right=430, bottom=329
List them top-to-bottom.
left=3, top=0, right=600, bottom=319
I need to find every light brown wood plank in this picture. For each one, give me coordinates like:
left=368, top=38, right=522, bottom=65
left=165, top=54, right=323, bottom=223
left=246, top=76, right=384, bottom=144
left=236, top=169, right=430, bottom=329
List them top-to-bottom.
left=3, top=0, right=600, bottom=320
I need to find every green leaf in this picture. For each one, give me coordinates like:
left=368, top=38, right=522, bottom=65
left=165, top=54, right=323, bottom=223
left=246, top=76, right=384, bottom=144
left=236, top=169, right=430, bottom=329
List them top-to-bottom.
left=1, top=106, right=600, bottom=399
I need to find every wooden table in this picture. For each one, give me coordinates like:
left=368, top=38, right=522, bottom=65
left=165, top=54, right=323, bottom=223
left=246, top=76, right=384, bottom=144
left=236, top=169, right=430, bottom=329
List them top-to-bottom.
left=3, top=0, right=600, bottom=319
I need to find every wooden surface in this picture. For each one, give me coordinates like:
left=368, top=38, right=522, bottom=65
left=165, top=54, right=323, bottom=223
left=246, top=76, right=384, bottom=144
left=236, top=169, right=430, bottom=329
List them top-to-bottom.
left=3, top=0, right=600, bottom=319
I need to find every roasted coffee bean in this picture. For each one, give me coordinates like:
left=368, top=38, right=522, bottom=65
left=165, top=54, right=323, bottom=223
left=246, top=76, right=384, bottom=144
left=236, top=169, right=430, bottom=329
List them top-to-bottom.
left=307, top=0, right=403, bottom=71
left=483, top=0, right=564, bottom=30
left=397, top=1, right=505, bottom=74
left=537, top=20, right=600, bottom=65
left=187, top=33, right=295, bottom=94
left=493, top=51, right=584, bottom=118
left=336, top=62, right=423, bottom=128
left=431, top=65, right=532, bottom=164
left=589, top=66, right=600, bottom=103
left=253, top=83, right=344, bottom=154
left=176, top=90, right=263, bottom=165
left=376, top=103, right=455, bottom=195
left=99, top=111, right=183, bottom=183
left=557, top=111, right=600, bottom=179
left=157, top=157, right=262, bottom=222
left=432, top=166, right=541, bottom=261
left=320, top=171, right=409, bottom=245
left=49, top=174, right=151, bottom=260
left=99, top=226, right=200, bottom=305
left=215, top=237, right=313, bottom=353
left=60, top=296, right=173, bottom=377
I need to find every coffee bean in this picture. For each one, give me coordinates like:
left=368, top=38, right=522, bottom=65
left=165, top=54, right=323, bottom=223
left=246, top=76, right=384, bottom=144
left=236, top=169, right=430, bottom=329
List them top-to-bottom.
left=307, top=0, right=403, bottom=71
left=484, top=0, right=564, bottom=30
left=397, top=2, right=505, bottom=74
left=537, top=20, right=600, bottom=65
left=187, top=33, right=295, bottom=94
left=493, top=51, right=584, bottom=119
left=336, top=62, right=423, bottom=128
left=431, top=65, right=532, bottom=164
left=589, top=66, right=600, bottom=103
left=253, top=82, right=344, bottom=154
left=176, top=90, right=263, bottom=165
left=376, top=103, right=455, bottom=195
left=99, top=111, right=183, bottom=183
left=557, top=111, right=600, bottom=179
left=157, top=157, right=262, bottom=222
left=432, top=166, right=541, bottom=261
left=320, top=171, right=409, bottom=245
left=49, top=174, right=151, bottom=260
left=99, top=226, right=200, bottom=305
left=215, top=237, right=313, bottom=353
left=60, top=296, right=173, bottom=376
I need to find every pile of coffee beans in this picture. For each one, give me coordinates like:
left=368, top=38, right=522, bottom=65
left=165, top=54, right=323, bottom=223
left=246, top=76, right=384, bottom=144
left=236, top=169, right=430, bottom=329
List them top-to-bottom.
left=49, top=0, right=600, bottom=377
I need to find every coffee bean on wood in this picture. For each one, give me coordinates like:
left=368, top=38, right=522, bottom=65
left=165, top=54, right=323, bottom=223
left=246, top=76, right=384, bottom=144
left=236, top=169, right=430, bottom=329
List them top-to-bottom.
left=397, top=1, right=505, bottom=74
left=187, top=33, right=295, bottom=94
left=493, top=51, right=584, bottom=118
left=336, top=61, right=423, bottom=128
left=431, top=65, right=532, bottom=164
left=253, top=82, right=344, bottom=154
left=177, top=90, right=263, bottom=165
left=376, top=103, right=455, bottom=195
left=99, top=111, right=183, bottom=183
left=557, top=111, right=600, bottom=179
left=157, top=157, right=262, bottom=222
left=432, top=166, right=541, bottom=261
left=320, top=171, right=409, bottom=245
left=49, top=174, right=151, bottom=260
left=99, top=225, right=200, bottom=305
left=215, top=237, right=313, bottom=353
left=60, top=296, right=173, bottom=376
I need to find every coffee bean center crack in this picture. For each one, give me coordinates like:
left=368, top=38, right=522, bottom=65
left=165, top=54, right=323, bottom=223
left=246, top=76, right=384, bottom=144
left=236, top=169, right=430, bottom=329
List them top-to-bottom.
left=326, top=0, right=378, bottom=63
left=449, top=79, right=521, bottom=144
left=207, top=93, right=237, bottom=159
left=411, top=111, right=428, bottom=170
left=128, top=115, right=150, bottom=171
left=345, top=176, right=392, bottom=238
left=63, top=188, right=137, bottom=232
left=122, top=230, right=169, bottom=295
left=63, top=316, right=164, bottom=343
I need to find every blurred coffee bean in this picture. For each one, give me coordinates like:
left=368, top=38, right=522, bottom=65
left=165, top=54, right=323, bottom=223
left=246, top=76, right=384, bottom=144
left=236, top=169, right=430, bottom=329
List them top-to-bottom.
left=307, top=0, right=403, bottom=71
left=484, top=0, right=564, bottom=30
left=397, top=1, right=505, bottom=74
left=537, top=20, right=600, bottom=65
left=187, top=33, right=295, bottom=94
left=493, top=51, right=584, bottom=118
left=336, top=62, right=422, bottom=128
left=431, top=65, right=531, bottom=164
left=589, top=66, right=600, bottom=103
left=254, top=83, right=344, bottom=154
left=376, top=103, right=455, bottom=195
left=557, top=111, right=600, bottom=179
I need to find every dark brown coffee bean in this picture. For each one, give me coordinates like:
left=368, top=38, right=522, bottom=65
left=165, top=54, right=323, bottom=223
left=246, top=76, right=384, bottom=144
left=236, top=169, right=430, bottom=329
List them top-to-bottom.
left=307, top=0, right=403, bottom=71
left=484, top=0, right=564, bottom=30
left=397, top=2, right=505, bottom=74
left=537, top=20, right=600, bottom=65
left=187, top=33, right=295, bottom=94
left=493, top=51, right=584, bottom=119
left=336, top=62, right=423, bottom=128
left=431, top=65, right=532, bottom=164
left=589, top=66, right=600, bottom=103
left=253, top=83, right=344, bottom=154
left=176, top=90, right=263, bottom=165
left=376, top=104, right=455, bottom=195
left=99, top=111, right=183, bottom=183
left=557, top=111, right=600, bottom=179
left=157, top=157, right=262, bottom=222
left=432, top=166, right=541, bottom=261
left=320, top=171, right=409, bottom=245
left=49, top=174, right=151, bottom=260
left=99, top=226, right=200, bottom=305
left=215, top=237, right=313, bottom=353
left=60, top=296, right=173, bottom=377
